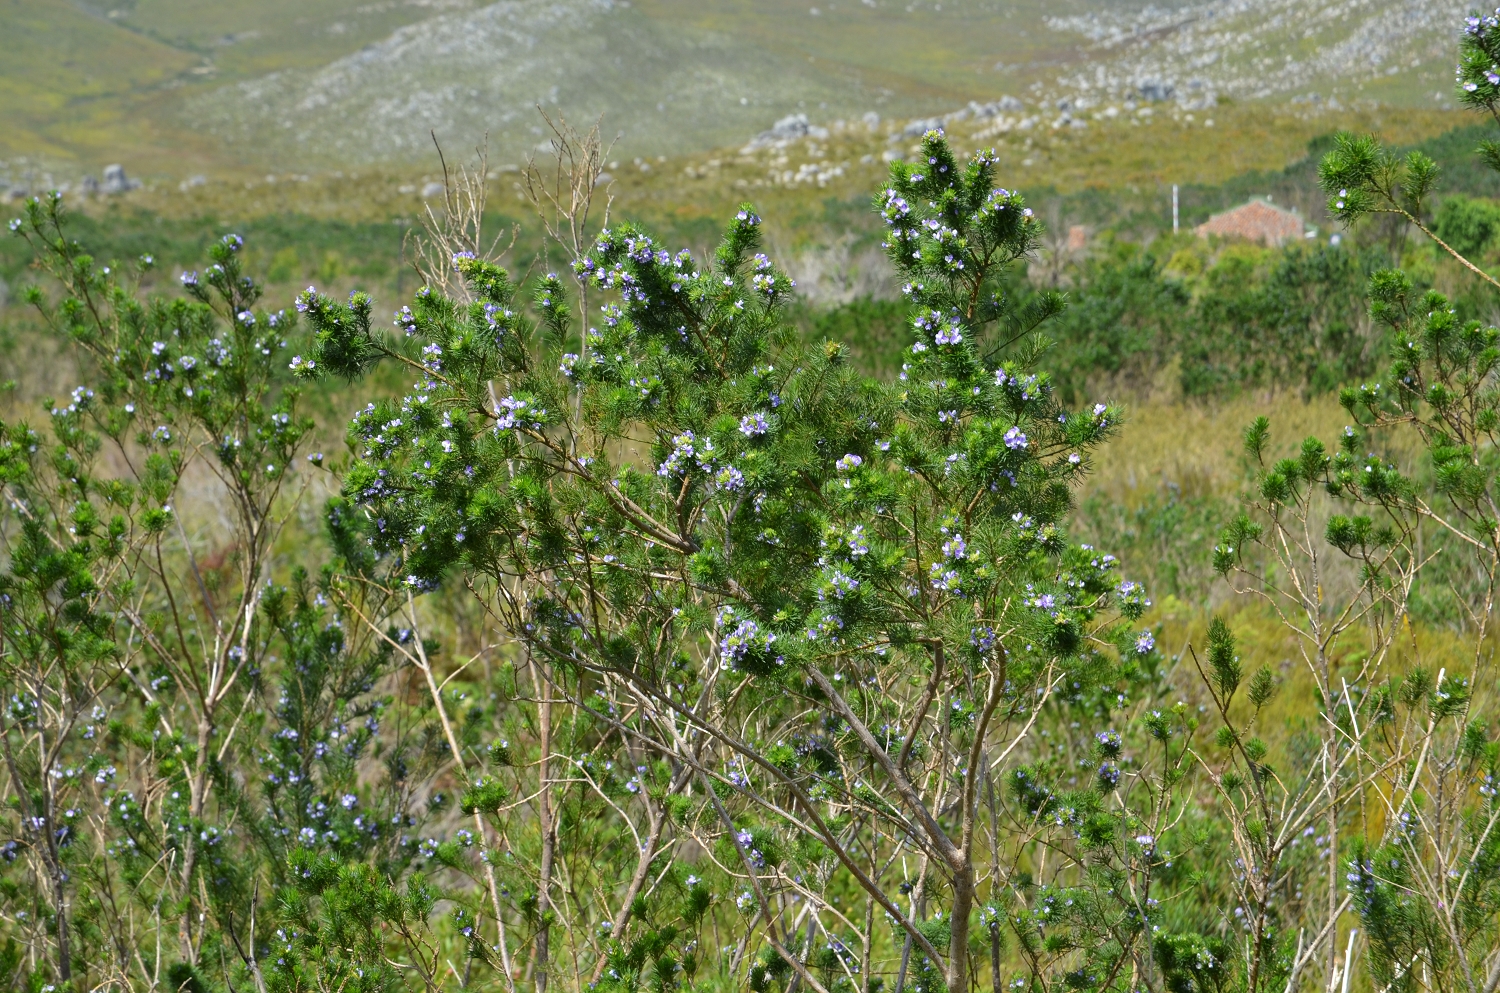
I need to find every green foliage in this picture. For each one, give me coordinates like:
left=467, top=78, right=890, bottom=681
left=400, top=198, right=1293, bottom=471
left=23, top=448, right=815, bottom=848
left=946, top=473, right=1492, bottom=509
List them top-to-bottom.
left=9, top=15, right=1500, bottom=993
left=1196, top=19, right=1500, bottom=993
left=278, top=126, right=1195, bottom=993
left=1320, top=132, right=1438, bottom=226
left=1433, top=194, right=1500, bottom=257
left=987, top=240, right=1388, bottom=403
left=1041, top=246, right=1188, bottom=398
left=797, top=297, right=911, bottom=377
left=1205, top=617, right=1239, bottom=702
left=1154, top=932, right=1231, bottom=993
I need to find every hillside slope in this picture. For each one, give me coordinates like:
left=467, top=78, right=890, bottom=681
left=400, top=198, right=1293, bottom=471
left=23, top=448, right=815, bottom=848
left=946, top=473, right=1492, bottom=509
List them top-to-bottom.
left=0, top=0, right=1472, bottom=177
left=0, top=0, right=198, bottom=164
left=185, top=0, right=926, bottom=166
left=185, top=0, right=1465, bottom=168
left=1044, top=0, right=1465, bottom=108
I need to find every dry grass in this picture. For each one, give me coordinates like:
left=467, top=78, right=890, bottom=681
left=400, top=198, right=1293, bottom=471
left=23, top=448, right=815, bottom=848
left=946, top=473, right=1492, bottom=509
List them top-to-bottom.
left=100, top=103, right=1465, bottom=231
left=1079, top=386, right=1356, bottom=507
left=1086, top=386, right=1489, bottom=768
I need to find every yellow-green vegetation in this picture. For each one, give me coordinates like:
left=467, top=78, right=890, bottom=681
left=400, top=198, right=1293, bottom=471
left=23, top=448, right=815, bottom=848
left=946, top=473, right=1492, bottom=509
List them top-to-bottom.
left=0, top=0, right=200, bottom=165
left=0, top=0, right=479, bottom=168
left=118, top=0, right=466, bottom=79
left=632, top=0, right=1074, bottom=97
left=1, top=10, right=1497, bottom=988
left=96, top=101, right=1463, bottom=227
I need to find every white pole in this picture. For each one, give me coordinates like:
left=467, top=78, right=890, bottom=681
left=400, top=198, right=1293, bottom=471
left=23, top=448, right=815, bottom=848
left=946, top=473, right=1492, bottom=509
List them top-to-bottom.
left=1172, top=184, right=1179, bottom=234
left=1340, top=929, right=1358, bottom=993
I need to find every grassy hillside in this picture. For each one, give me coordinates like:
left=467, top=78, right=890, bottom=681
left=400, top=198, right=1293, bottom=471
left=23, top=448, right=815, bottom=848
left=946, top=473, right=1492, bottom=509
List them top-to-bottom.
left=0, top=0, right=1474, bottom=180
left=0, top=0, right=198, bottom=165
left=67, top=101, right=1463, bottom=229
left=0, top=106, right=1480, bottom=346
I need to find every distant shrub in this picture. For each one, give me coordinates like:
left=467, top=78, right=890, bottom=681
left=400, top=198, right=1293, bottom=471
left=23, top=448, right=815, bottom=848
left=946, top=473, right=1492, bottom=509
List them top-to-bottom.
left=1433, top=193, right=1500, bottom=257
left=814, top=238, right=1385, bottom=403
left=1186, top=239, right=1380, bottom=395
left=986, top=240, right=1382, bottom=400
left=1043, top=246, right=1189, bottom=397
left=794, top=295, right=908, bottom=375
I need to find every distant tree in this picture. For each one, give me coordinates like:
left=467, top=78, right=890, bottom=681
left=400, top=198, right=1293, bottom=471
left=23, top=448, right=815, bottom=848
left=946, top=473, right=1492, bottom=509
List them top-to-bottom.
left=1434, top=193, right=1500, bottom=258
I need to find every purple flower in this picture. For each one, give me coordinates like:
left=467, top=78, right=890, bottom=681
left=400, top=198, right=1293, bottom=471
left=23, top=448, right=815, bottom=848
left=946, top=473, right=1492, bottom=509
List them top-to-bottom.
left=935, top=319, right=963, bottom=345
left=657, top=430, right=699, bottom=476
left=715, top=465, right=745, bottom=491
left=847, top=525, right=869, bottom=556
left=826, top=571, right=860, bottom=598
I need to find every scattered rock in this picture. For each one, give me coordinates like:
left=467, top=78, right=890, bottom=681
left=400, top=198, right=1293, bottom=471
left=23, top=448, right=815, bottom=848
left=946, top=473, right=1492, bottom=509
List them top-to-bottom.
left=1045, top=0, right=1460, bottom=109
left=1135, top=79, right=1175, bottom=102
left=998, top=95, right=1024, bottom=111
left=742, top=113, right=829, bottom=152
left=774, top=114, right=816, bottom=139
left=898, top=117, right=943, bottom=139
left=102, top=164, right=141, bottom=194
left=80, top=174, right=99, bottom=196
left=420, top=181, right=446, bottom=198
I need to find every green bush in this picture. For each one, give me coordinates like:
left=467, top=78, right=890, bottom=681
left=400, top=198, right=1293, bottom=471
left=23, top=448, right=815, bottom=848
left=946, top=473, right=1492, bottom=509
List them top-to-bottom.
left=1434, top=193, right=1500, bottom=257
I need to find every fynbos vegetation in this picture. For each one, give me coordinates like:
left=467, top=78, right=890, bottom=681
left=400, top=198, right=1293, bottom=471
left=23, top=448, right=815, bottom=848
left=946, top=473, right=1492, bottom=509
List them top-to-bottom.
left=1, top=15, right=1500, bottom=993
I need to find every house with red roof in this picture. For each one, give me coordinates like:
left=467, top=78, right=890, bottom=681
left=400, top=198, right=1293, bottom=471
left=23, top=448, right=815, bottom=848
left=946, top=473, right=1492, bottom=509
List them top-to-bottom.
left=1195, top=198, right=1308, bottom=246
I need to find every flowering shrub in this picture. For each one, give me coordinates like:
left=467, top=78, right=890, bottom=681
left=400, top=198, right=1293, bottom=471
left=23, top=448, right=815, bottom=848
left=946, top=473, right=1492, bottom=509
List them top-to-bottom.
left=287, top=127, right=1184, bottom=993
left=0, top=198, right=418, bottom=993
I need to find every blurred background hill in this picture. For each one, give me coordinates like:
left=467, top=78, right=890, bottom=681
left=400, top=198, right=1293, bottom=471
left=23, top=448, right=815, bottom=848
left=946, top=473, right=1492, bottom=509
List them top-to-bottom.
left=0, top=0, right=1470, bottom=184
